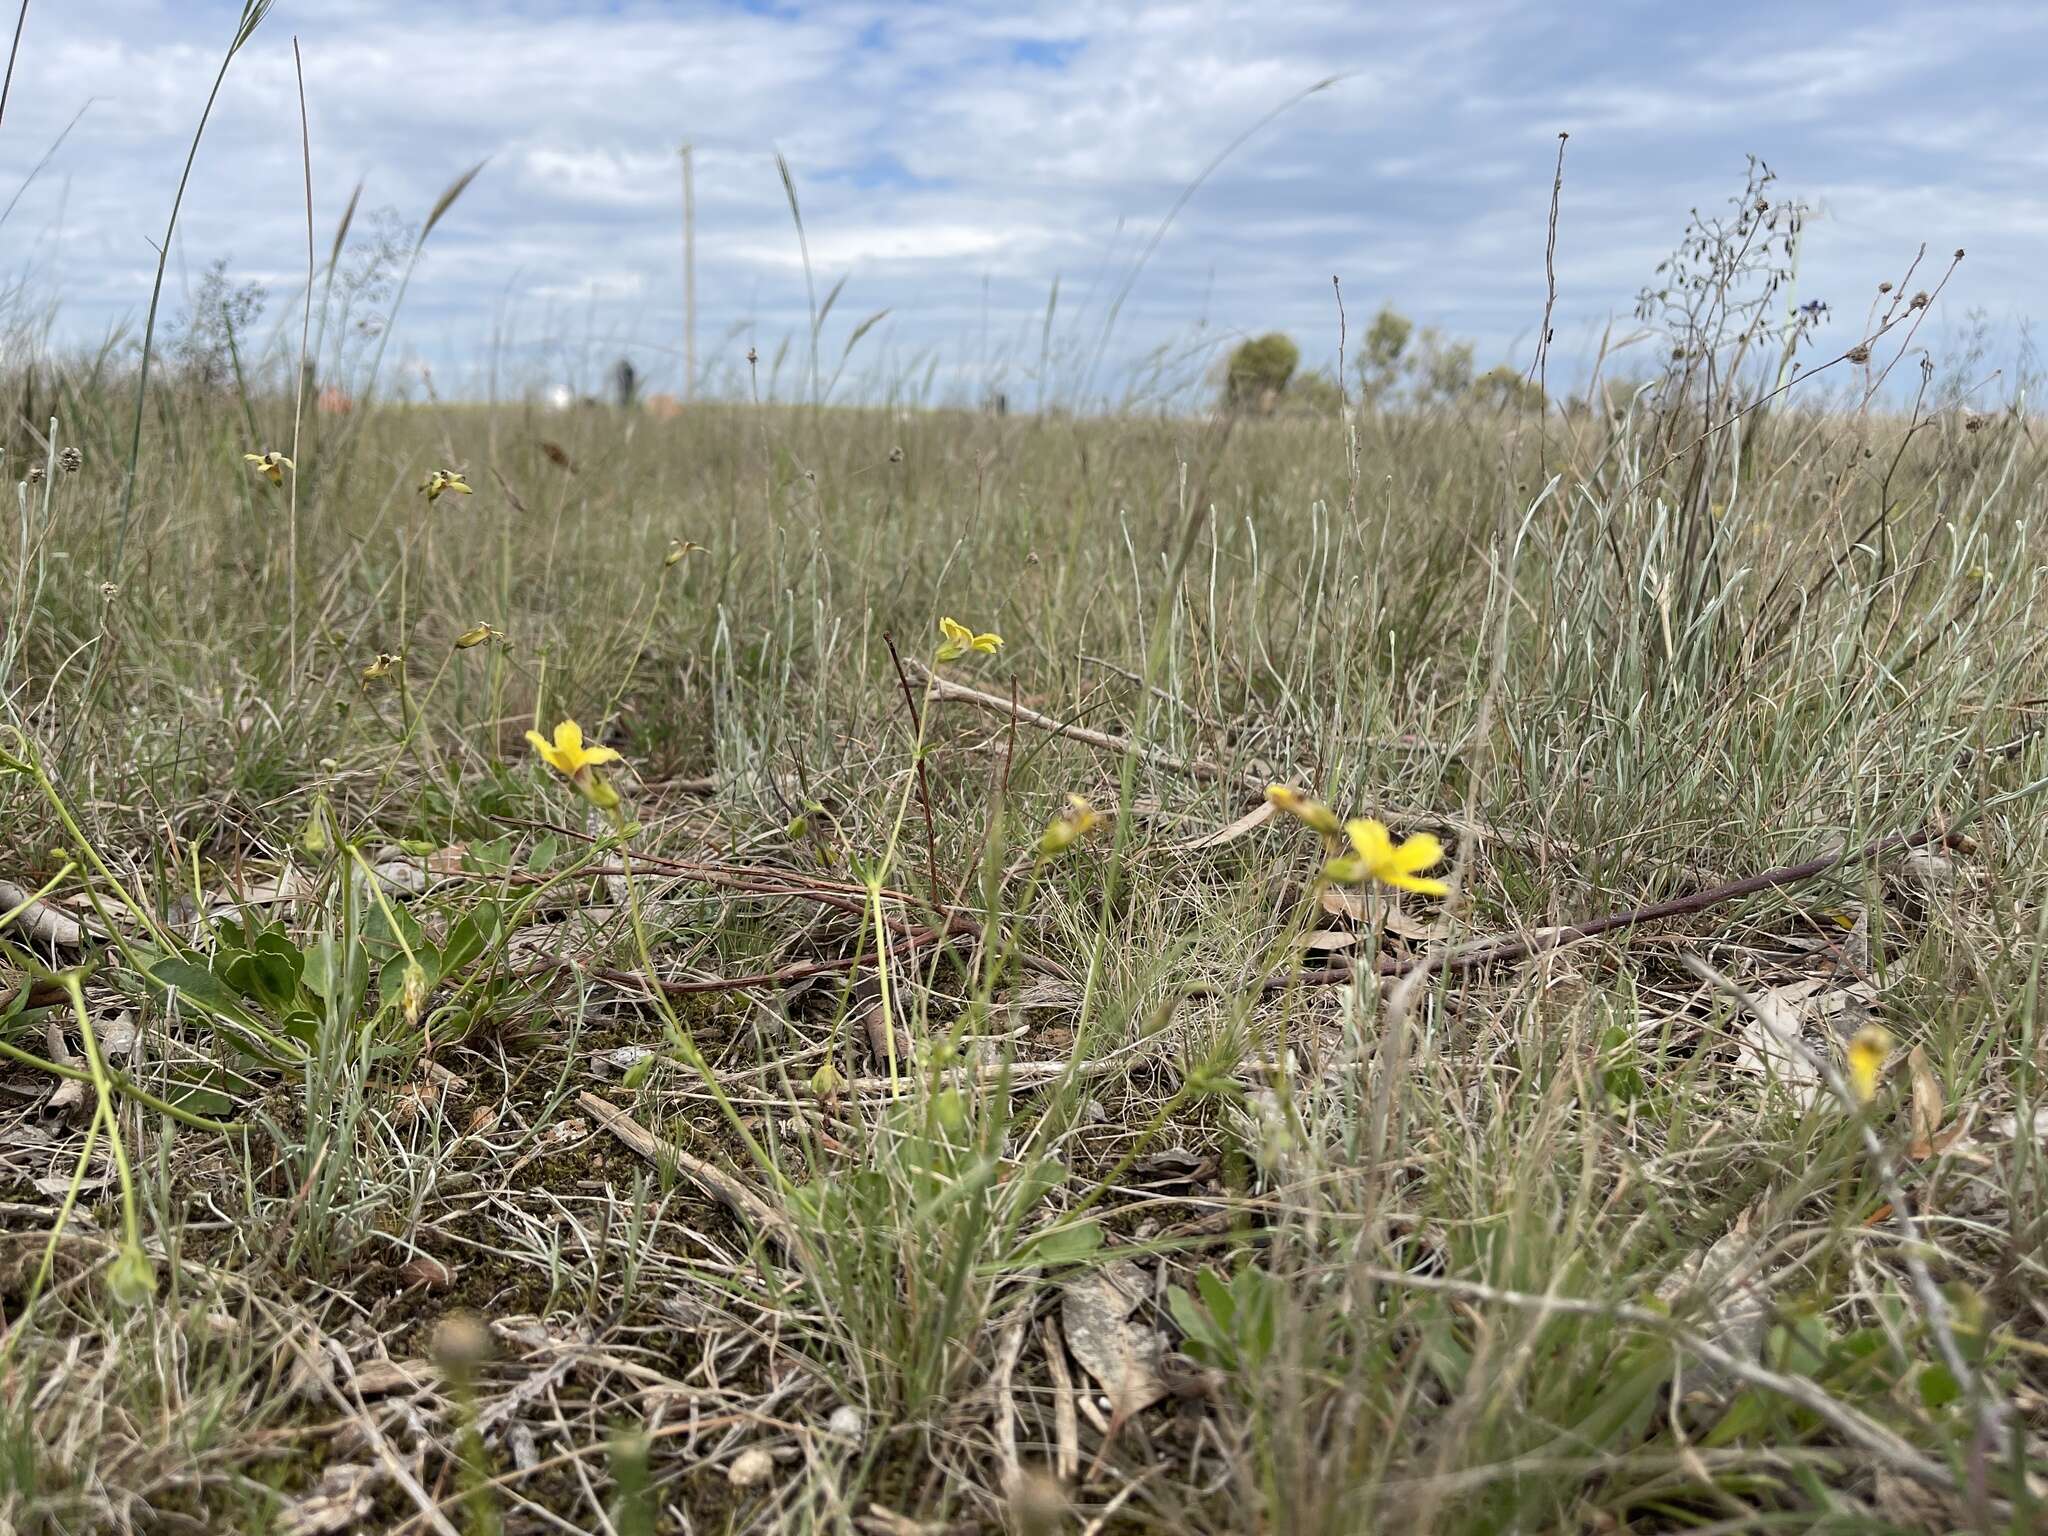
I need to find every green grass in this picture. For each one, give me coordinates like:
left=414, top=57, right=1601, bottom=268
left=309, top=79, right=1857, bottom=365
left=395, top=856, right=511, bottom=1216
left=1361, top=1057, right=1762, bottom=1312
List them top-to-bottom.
left=1, top=366, right=2045, bottom=1534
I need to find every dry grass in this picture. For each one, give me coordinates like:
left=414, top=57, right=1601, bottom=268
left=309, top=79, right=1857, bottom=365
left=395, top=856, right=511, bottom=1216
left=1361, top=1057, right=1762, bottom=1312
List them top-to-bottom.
left=0, top=375, right=2045, bottom=1535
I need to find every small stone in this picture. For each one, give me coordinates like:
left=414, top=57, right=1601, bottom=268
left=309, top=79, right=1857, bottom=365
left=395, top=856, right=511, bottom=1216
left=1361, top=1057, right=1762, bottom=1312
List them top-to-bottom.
left=825, top=1404, right=864, bottom=1443
left=727, top=1445, right=775, bottom=1488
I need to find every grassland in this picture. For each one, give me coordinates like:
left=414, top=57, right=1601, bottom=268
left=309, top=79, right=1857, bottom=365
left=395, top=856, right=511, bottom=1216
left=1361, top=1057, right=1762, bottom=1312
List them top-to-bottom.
left=0, top=345, right=2045, bottom=1536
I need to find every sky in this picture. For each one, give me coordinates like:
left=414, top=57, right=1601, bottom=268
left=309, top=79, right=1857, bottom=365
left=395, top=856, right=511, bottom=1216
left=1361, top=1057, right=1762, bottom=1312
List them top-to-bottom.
left=0, top=0, right=2042, bottom=407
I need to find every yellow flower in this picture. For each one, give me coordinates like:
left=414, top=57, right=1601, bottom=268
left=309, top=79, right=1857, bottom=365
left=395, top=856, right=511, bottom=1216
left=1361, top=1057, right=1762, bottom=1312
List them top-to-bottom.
left=242, top=450, right=293, bottom=487
left=420, top=469, right=473, bottom=504
left=664, top=539, right=704, bottom=567
left=935, top=615, right=1003, bottom=663
left=454, top=621, right=499, bottom=650
left=360, top=651, right=401, bottom=687
left=526, top=719, right=624, bottom=810
left=526, top=719, right=620, bottom=777
left=1265, top=783, right=1342, bottom=839
left=1038, top=794, right=1100, bottom=857
left=1325, top=818, right=1449, bottom=896
left=1846, top=1024, right=1893, bottom=1105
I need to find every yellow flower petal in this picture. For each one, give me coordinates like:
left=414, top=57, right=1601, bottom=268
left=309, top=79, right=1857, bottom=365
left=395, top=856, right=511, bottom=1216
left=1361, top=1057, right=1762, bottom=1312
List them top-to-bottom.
left=1345, top=818, right=1397, bottom=870
left=1389, top=832, right=1446, bottom=876
left=1384, top=870, right=1450, bottom=897
left=1846, top=1025, right=1892, bottom=1105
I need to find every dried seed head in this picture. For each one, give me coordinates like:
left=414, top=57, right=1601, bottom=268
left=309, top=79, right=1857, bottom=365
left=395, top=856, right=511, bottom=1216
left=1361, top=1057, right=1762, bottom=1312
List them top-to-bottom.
left=1877, top=281, right=1893, bottom=294
left=1909, top=291, right=1930, bottom=310
left=1846, top=344, right=1872, bottom=365
left=745, top=345, right=758, bottom=365
left=887, top=445, right=904, bottom=463
left=59, top=446, right=82, bottom=473
left=25, top=464, right=43, bottom=485
left=98, top=581, right=120, bottom=602
left=106, top=1243, right=158, bottom=1309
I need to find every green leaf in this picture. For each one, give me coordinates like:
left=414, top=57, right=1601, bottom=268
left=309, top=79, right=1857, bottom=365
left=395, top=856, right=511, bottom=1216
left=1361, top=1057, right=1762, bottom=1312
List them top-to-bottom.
left=463, top=837, right=514, bottom=875
left=441, top=903, right=504, bottom=975
left=1026, top=1220, right=1103, bottom=1268
left=1196, top=1268, right=1237, bottom=1331
left=1918, top=1364, right=1962, bottom=1410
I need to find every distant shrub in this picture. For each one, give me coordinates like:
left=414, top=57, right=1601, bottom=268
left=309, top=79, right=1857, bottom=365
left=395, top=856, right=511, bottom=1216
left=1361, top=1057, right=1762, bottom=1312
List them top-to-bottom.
left=1224, top=332, right=1300, bottom=411
left=1472, top=364, right=1547, bottom=413
left=1284, top=370, right=1345, bottom=417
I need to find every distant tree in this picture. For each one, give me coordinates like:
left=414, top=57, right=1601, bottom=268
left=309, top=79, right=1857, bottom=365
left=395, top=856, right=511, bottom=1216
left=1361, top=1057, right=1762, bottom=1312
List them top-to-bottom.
left=1358, top=306, right=1412, bottom=401
left=1224, top=332, right=1300, bottom=411
left=1417, top=333, right=1474, bottom=402
left=611, top=356, right=640, bottom=409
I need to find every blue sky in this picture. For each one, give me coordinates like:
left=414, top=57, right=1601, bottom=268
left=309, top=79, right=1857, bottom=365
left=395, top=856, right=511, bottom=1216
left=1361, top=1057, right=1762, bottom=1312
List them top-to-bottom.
left=1, top=0, right=2041, bottom=405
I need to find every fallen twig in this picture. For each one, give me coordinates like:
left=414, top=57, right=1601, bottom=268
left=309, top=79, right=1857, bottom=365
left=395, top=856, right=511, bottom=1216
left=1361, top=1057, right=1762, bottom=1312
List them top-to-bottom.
left=908, top=658, right=1239, bottom=787
left=907, top=660, right=1542, bottom=852
left=1277, top=824, right=1962, bottom=989
left=578, top=1090, right=794, bottom=1254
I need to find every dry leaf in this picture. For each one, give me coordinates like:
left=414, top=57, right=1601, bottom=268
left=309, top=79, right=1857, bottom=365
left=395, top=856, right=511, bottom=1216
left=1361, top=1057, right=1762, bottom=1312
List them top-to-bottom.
left=1175, top=799, right=1275, bottom=852
left=1319, top=886, right=1431, bottom=940
left=1301, top=929, right=1358, bottom=953
left=1725, top=974, right=1875, bottom=1110
left=98, top=1012, right=137, bottom=1060
left=598, top=1045, right=655, bottom=1077
left=1906, top=1045, right=1945, bottom=1158
left=1990, top=1107, right=2048, bottom=1146
left=33, top=1168, right=112, bottom=1197
left=1654, top=1201, right=1770, bottom=1392
left=398, top=1255, right=454, bottom=1292
left=1059, top=1262, right=1166, bottom=1418
left=351, top=1358, right=436, bottom=1397
left=277, top=1464, right=380, bottom=1535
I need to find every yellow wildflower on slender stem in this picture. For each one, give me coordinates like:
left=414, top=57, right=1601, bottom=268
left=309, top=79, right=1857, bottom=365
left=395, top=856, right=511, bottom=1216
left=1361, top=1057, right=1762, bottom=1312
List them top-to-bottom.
left=242, top=450, right=293, bottom=487
left=420, top=469, right=473, bottom=505
left=935, top=615, right=1002, bottom=664
left=527, top=718, right=624, bottom=815
left=1038, top=794, right=1100, bottom=858
left=1324, top=817, right=1449, bottom=896
left=1846, top=1024, right=1893, bottom=1106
